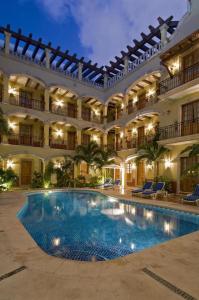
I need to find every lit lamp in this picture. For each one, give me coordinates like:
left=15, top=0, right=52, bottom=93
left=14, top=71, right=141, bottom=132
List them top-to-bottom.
left=8, top=86, right=19, bottom=96
left=147, top=89, right=156, bottom=98
left=133, top=95, right=138, bottom=104
left=55, top=99, right=64, bottom=107
left=8, top=121, right=17, bottom=130
left=146, top=123, right=153, bottom=133
left=132, top=128, right=137, bottom=135
left=56, top=129, right=63, bottom=137
left=165, top=158, right=172, bottom=169
left=7, top=160, right=14, bottom=169
left=131, top=162, right=136, bottom=170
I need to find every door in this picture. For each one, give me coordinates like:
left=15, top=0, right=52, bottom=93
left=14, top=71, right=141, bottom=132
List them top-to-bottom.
left=183, top=48, right=199, bottom=83
left=19, top=89, right=32, bottom=108
left=137, top=93, right=147, bottom=110
left=181, top=100, right=199, bottom=136
left=68, top=102, right=76, bottom=118
left=82, top=106, right=91, bottom=121
left=19, top=124, right=32, bottom=145
left=138, top=126, right=145, bottom=147
left=68, top=131, right=76, bottom=150
left=82, top=133, right=90, bottom=145
left=180, top=156, right=199, bottom=192
left=21, top=160, right=32, bottom=186
left=137, top=161, right=145, bottom=186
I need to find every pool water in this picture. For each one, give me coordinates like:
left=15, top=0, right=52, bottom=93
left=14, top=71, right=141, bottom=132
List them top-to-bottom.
left=18, top=190, right=199, bottom=262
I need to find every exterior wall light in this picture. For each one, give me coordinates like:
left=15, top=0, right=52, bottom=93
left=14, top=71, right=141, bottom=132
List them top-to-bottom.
left=8, top=86, right=19, bottom=96
left=147, top=89, right=156, bottom=98
left=133, top=95, right=138, bottom=104
left=55, top=99, right=64, bottom=107
left=8, top=121, right=17, bottom=130
left=146, top=123, right=153, bottom=133
left=132, top=128, right=137, bottom=135
left=56, top=129, right=63, bottom=137
left=120, top=131, right=124, bottom=138
left=165, top=158, right=172, bottom=169
left=7, top=160, right=14, bottom=169
left=54, top=161, right=62, bottom=169
left=131, top=162, right=136, bottom=170
left=146, top=163, right=153, bottom=170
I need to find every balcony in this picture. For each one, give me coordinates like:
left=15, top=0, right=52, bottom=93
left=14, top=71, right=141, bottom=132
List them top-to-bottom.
left=159, top=62, right=199, bottom=95
left=9, top=97, right=44, bottom=111
left=50, top=105, right=77, bottom=118
left=81, top=111, right=102, bottom=124
left=158, top=119, right=199, bottom=140
left=8, top=134, right=44, bottom=147
left=126, top=136, right=155, bottom=149
left=50, top=139, right=76, bottom=150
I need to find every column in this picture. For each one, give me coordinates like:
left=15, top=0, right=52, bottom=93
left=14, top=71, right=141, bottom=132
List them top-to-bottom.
left=160, top=24, right=169, bottom=47
left=4, top=31, right=11, bottom=55
left=45, top=48, right=50, bottom=69
left=124, top=56, right=129, bottom=75
left=78, top=62, right=83, bottom=81
left=104, top=73, right=108, bottom=88
left=2, top=74, right=9, bottom=103
left=44, top=89, right=50, bottom=112
left=123, top=93, right=129, bottom=116
left=77, top=99, right=82, bottom=120
left=103, top=105, right=108, bottom=125
left=2, top=116, right=8, bottom=144
left=44, top=123, right=49, bottom=147
left=121, top=128, right=126, bottom=149
left=77, top=129, right=81, bottom=145
left=103, top=133, right=108, bottom=148
left=176, top=158, right=181, bottom=194
left=120, top=162, right=126, bottom=193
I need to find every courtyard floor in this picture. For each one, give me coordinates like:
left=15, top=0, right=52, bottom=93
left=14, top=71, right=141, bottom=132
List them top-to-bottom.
left=0, top=188, right=199, bottom=300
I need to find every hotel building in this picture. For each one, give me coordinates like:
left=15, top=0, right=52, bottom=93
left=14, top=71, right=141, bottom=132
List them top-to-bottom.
left=0, top=0, right=199, bottom=192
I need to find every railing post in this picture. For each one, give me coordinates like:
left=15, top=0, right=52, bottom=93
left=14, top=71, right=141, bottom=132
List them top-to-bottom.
left=160, top=24, right=169, bottom=47
left=4, top=31, right=11, bottom=55
left=45, top=48, right=50, bottom=69
left=124, top=56, right=129, bottom=75
left=78, top=62, right=83, bottom=80
left=44, top=88, right=50, bottom=112
left=77, top=99, right=82, bottom=120
left=44, top=123, right=49, bottom=147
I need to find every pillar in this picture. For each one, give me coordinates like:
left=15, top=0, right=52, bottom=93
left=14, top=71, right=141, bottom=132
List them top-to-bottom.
left=160, top=24, right=169, bottom=47
left=4, top=31, right=11, bottom=55
left=45, top=48, right=50, bottom=69
left=124, top=56, right=129, bottom=75
left=78, top=62, right=83, bottom=80
left=104, top=73, right=108, bottom=88
left=2, top=74, right=9, bottom=103
left=44, top=89, right=50, bottom=112
left=123, top=93, right=129, bottom=115
left=77, top=99, right=82, bottom=119
left=103, top=105, right=108, bottom=125
left=44, top=123, right=49, bottom=147
left=121, top=128, right=126, bottom=149
left=77, top=129, right=81, bottom=145
left=103, top=133, right=108, bottom=148
left=176, top=158, right=181, bottom=194
left=120, top=162, right=126, bottom=193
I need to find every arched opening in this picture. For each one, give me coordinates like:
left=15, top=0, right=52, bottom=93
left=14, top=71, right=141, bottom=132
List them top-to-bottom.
left=126, top=72, right=161, bottom=114
left=8, top=74, right=45, bottom=111
left=49, top=86, right=78, bottom=118
left=107, top=94, right=124, bottom=123
left=81, top=96, right=104, bottom=124
left=7, top=113, right=44, bottom=147
left=49, top=122, right=77, bottom=150
left=81, top=127, right=104, bottom=147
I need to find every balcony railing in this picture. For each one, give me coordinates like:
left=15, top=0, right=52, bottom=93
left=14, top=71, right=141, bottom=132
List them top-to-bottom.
left=159, top=62, right=199, bottom=95
left=9, top=97, right=44, bottom=111
left=50, top=105, right=77, bottom=118
left=158, top=118, right=199, bottom=140
left=8, top=134, right=43, bottom=147
left=50, top=139, right=76, bottom=150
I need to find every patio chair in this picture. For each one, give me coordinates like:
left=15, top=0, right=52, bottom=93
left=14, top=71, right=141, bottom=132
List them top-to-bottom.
left=95, top=178, right=113, bottom=189
left=132, top=181, right=153, bottom=195
left=141, top=182, right=165, bottom=199
left=182, top=184, right=199, bottom=206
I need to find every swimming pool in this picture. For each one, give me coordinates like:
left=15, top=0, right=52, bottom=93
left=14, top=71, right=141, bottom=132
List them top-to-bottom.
left=18, top=190, right=199, bottom=262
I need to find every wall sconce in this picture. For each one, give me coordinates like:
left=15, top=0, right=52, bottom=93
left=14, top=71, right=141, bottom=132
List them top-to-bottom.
left=169, top=60, right=180, bottom=74
left=8, top=86, right=18, bottom=96
left=147, top=89, right=156, bottom=98
left=133, top=95, right=138, bottom=104
left=55, top=99, right=64, bottom=107
left=121, top=103, right=124, bottom=109
left=93, top=108, right=100, bottom=116
left=8, top=121, right=17, bottom=130
left=146, top=123, right=153, bottom=133
left=132, top=128, right=137, bottom=135
left=56, top=129, right=63, bottom=137
left=120, top=131, right=124, bottom=138
left=93, top=134, right=98, bottom=142
left=165, top=158, right=172, bottom=169
left=7, top=160, right=14, bottom=169
left=54, top=161, right=62, bottom=169
left=131, top=162, right=136, bottom=170
left=146, top=163, right=153, bottom=170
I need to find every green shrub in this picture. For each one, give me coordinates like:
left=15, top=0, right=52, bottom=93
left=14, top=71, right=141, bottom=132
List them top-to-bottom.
left=0, top=168, right=18, bottom=191
left=31, top=172, right=44, bottom=188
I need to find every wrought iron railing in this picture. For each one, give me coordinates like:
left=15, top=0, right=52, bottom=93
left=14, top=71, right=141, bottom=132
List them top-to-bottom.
left=159, top=62, right=199, bottom=94
left=9, top=97, right=44, bottom=111
left=50, top=105, right=77, bottom=118
left=158, top=118, right=199, bottom=140
left=8, top=134, right=43, bottom=147
left=50, top=139, right=76, bottom=150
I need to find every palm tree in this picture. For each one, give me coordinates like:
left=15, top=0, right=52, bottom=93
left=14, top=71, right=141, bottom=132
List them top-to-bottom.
left=0, top=107, right=9, bottom=136
left=136, top=138, right=169, bottom=178
left=73, top=141, right=102, bottom=173
left=181, top=143, right=199, bottom=157
left=94, top=147, right=117, bottom=170
left=55, top=156, right=74, bottom=187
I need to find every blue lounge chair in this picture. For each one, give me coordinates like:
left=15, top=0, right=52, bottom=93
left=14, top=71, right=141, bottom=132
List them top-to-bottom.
left=96, top=178, right=113, bottom=189
left=114, top=179, right=121, bottom=186
left=132, top=181, right=153, bottom=195
left=142, top=182, right=165, bottom=199
left=182, top=184, right=199, bottom=206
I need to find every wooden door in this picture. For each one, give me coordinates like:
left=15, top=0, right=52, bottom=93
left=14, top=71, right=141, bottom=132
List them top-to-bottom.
left=19, top=89, right=32, bottom=108
left=137, top=93, right=147, bottom=110
left=182, top=100, right=199, bottom=136
left=68, top=102, right=76, bottom=118
left=82, top=106, right=91, bottom=121
left=19, top=124, right=32, bottom=145
left=138, top=126, right=145, bottom=147
left=68, top=131, right=76, bottom=150
left=82, top=133, right=90, bottom=145
left=180, top=156, right=199, bottom=192
left=21, top=160, right=32, bottom=185
left=137, top=161, right=145, bottom=186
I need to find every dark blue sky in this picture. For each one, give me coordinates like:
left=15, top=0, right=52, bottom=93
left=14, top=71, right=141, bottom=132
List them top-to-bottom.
left=0, top=0, right=186, bottom=65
